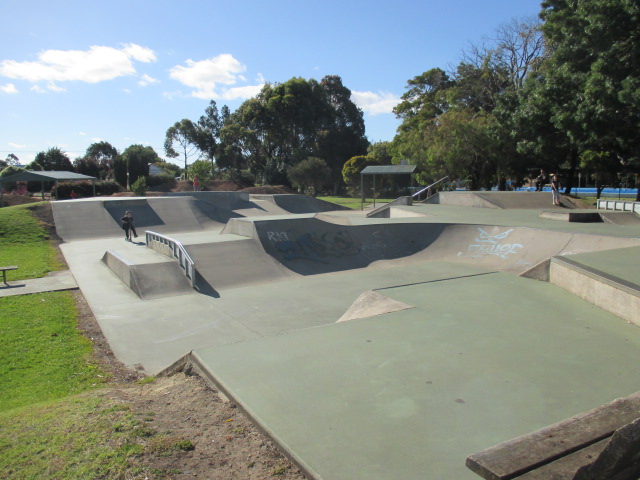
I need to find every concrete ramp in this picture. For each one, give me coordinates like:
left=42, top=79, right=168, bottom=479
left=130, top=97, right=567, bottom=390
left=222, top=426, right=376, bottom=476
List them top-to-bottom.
left=432, top=191, right=579, bottom=209
left=251, top=194, right=350, bottom=214
left=52, top=197, right=223, bottom=241
left=53, top=200, right=122, bottom=241
left=254, top=217, right=446, bottom=275
left=253, top=218, right=640, bottom=276
left=185, top=239, right=296, bottom=291
left=101, top=250, right=193, bottom=300
left=336, top=290, right=414, bottom=322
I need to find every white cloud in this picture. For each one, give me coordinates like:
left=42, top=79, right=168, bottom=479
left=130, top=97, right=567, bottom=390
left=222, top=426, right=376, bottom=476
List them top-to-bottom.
left=122, top=43, right=157, bottom=63
left=0, top=44, right=156, bottom=86
left=169, top=53, right=258, bottom=100
left=138, top=73, right=159, bottom=86
left=47, top=82, right=66, bottom=92
left=1, top=83, right=17, bottom=94
left=219, top=84, right=264, bottom=100
left=30, top=85, right=45, bottom=93
left=351, top=90, right=400, bottom=115
left=8, top=142, right=26, bottom=149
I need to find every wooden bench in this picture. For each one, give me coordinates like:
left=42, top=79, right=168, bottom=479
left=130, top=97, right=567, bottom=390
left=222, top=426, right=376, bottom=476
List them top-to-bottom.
left=1, top=265, right=17, bottom=284
left=466, top=391, right=640, bottom=480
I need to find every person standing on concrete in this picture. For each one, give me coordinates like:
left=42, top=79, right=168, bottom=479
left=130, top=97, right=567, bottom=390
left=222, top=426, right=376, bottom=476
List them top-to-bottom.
left=551, top=174, right=561, bottom=206
left=121, top=210, right=138, bottom=241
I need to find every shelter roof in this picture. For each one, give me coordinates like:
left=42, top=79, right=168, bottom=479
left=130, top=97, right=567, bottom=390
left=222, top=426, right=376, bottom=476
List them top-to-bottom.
left=360, top=165, right=416, bottom=175
left=0, top=170, right=97, bottom=183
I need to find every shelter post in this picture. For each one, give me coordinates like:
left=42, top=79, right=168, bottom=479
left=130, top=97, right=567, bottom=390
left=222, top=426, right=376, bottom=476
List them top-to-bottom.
left=373, top=174, right=376, bottom=207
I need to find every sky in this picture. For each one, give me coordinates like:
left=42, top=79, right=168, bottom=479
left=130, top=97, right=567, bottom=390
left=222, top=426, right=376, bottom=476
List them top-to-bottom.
left=1, top=0, right=544, bottom=167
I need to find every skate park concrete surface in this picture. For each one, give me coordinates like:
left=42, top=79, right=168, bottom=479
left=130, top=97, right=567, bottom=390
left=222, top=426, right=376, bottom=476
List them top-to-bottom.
left=51, top=191, right=640, bottom=479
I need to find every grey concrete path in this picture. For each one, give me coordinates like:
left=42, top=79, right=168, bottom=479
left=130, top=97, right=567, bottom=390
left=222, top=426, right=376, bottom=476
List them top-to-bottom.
left=42, top=193, right=640, bottom=479
left=0, top=269, right=78, bottom=298
left=195, top=271, right=640, bottom=480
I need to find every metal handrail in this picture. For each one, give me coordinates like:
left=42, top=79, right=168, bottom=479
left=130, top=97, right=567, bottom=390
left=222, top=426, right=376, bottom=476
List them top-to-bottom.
left=412, top=176, right=450, bottom=201
left=145, top=230, right=196, bottom=287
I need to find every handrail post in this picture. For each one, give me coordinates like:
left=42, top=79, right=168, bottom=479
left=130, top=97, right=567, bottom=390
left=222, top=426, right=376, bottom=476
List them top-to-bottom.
left=144, top=230, right=196, bottom=288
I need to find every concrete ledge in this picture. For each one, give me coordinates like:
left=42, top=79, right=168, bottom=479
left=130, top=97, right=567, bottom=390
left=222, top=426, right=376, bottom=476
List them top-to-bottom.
left=539, top=211, right=603, bottom=223
left=221, top=217, right=256, bottom=238
left=102, top=249, right=142, bottom=298
left=101, top=250, right=194, bottom=300
left=550, top=256, right=640, bottom=326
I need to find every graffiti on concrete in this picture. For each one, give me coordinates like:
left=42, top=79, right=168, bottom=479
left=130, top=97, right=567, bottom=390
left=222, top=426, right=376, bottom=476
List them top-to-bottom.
left=466, top=227, right=523, bottom=259
left=268, top=230, right=360, bottom=263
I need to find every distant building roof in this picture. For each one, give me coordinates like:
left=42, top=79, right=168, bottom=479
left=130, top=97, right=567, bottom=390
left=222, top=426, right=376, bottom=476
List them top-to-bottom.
left=360, top=165, right=417, bottom=175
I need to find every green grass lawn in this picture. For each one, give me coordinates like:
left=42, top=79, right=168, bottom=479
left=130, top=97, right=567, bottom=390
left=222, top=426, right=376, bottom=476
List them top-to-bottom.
left=318, top=195, right=395, bottom=209
left=0, top=203, right=62, bottom=278
left=0, top=204, right=140, bottom=479
left=0, top=292, right=103, bottom=412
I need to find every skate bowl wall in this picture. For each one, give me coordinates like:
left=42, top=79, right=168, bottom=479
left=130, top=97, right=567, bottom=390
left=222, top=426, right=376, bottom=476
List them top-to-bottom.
left=51, top=193, right=350, bottom=242
left=247, top=217, right=640, bottom=277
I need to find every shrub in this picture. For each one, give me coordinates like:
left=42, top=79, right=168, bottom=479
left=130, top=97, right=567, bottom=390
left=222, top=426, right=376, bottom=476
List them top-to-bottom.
left=131, top=176, right=147, bottom=196
left=55, top=181, right=122, bottom=199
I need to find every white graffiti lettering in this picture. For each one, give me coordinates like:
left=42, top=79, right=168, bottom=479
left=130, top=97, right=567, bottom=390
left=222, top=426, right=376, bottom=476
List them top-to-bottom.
left=466, top=227, right=524, bottom=260
left=267, top=231, right=289, bottom=242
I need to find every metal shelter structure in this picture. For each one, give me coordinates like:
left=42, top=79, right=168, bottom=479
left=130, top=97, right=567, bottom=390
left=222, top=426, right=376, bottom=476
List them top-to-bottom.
left=360, top=164, right=416, bottom=209
left=0, top=170, right=97, bottom=207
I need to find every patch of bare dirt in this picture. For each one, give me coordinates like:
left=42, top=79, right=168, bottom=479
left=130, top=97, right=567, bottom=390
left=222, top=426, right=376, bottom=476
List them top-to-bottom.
left=0, top=194, right=43, bottom=207
left=32, top=203, right=307, bottom=480
left=76, top=291, right=305, bottom=479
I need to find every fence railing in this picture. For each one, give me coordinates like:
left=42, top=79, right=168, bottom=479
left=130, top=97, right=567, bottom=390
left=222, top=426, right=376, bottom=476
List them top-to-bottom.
left=412, top=176, right=450, bottom=202
left=597, top=199, right=640, bottom=215
left=145, top=231, right=196, bottom=287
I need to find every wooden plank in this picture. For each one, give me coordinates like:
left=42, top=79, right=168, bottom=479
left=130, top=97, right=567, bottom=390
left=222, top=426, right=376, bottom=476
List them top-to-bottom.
left=0, top=266, right=18, bottom=271
left=466, top=392, right=640, bottom=480
left=573, top=419, right=640, bottom=480
left=515, top=439, right=608, bottom=480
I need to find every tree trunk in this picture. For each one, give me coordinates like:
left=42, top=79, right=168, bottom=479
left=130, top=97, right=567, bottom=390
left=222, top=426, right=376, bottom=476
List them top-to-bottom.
left=563, top=150, right=578, bottom=195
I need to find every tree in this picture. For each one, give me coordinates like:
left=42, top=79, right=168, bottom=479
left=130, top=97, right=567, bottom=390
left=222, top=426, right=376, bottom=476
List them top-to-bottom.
left=532, top=0, right=640, bottom=197
left=392, top=17, right=546, bottom=190
left=317, top=75, right=369, bottom=194
left=223, top=76, right=367, bottom=189
left=195, top=100, right=223, bottom=173
left=164, top=119, right=200, bottom=177
left=85, top=141, right=119, bottom=179
left=114, top=145, right=156, bottom=188
left=29, top=147, right=73, bottom=171
left=5, top=153, right=20, bottom=166
left=342, top=155, right=381, bottom=195
left=73, top=156, right=100, bottom=178
left=288, top=157, right=331, bottom=197
left=188, top=159, right=214, bottom=185
left=153, top=160, right=181, bottom=178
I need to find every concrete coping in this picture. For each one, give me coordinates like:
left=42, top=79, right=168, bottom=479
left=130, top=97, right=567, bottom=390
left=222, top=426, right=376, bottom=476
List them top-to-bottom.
left=551, top=256, right=640, bottom=299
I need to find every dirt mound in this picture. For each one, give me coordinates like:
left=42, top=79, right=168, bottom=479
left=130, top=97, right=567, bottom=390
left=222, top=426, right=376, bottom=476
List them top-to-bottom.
left=110, top=191, right=165, bottom=197
left=0, top=194, right=44, bottom=207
